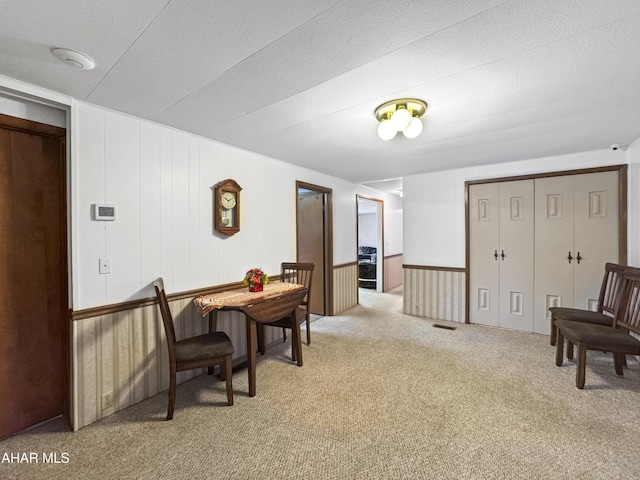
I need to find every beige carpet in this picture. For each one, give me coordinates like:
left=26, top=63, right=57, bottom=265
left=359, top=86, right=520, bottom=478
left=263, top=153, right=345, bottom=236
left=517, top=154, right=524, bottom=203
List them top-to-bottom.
left=2, top=288, right=640, bottom=479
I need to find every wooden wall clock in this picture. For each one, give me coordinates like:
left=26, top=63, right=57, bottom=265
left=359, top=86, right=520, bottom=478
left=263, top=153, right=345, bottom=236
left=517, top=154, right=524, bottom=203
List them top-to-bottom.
left=214, top=179, right=242, bottom=236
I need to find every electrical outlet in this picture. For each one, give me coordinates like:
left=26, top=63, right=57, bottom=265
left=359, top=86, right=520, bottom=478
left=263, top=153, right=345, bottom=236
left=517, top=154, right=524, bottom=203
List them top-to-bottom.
left=101, top=391, right=113, bottom=410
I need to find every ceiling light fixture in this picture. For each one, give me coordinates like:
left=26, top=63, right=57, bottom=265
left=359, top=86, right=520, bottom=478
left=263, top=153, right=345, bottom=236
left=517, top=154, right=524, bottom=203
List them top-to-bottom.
left=51, top=48, right=95, bottom=70
left=374, top=98, right=427, bottom=140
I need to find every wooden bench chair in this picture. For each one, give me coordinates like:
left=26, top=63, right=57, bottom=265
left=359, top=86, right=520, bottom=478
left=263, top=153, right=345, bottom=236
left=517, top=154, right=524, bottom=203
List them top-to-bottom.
left=549, top=262, right=627, bottom=349
left=554, top=268, right=640, bottom=389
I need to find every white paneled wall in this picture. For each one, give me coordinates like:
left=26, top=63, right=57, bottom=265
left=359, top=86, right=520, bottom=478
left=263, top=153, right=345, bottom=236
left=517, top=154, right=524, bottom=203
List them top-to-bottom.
left=69, top=100, right=403, bottom=429
left=74, top=101, right=402, bottom=309
left=74, top=102, right=303, bottom=309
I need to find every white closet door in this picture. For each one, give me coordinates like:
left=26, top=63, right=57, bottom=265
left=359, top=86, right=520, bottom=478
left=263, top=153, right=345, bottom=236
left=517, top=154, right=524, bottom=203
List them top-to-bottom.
left=533, top=171, right=619, bottom=334
left=573, top=171, right=619, bottom=310
left=534, top=175, right=575, bottom=334
left=498, top=180, right=534, bottom=331
left=469, top=183, right=500, bottom=327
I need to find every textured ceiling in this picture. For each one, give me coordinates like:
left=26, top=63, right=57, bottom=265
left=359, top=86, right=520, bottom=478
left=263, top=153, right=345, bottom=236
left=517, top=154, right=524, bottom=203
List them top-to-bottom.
left=1, top=0, right=640, bottom=190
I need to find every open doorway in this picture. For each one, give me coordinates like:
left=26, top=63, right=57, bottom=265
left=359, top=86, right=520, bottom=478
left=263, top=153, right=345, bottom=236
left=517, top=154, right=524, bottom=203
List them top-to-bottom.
left=296, top=181, right=333, bottom=315
left=357, top=195, right=383, bottom=294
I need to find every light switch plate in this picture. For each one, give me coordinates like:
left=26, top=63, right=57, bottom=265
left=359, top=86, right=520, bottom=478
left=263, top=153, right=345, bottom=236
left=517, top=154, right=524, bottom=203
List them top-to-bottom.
left=99, top=257, right=112, bottom=274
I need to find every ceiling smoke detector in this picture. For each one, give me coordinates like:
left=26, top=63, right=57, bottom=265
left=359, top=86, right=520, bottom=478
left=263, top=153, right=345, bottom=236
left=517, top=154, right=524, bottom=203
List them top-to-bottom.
left=51, top=48, right=95, bottom=70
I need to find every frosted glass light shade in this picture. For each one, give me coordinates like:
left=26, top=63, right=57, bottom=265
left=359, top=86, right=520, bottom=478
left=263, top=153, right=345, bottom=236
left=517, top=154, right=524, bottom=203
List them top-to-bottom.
left=374, top=99, right=427, bottom=140
left=390, top=107, right=411, bottom=131
left=402, top=117, right=423, bottom=138
left=377, top=119, right=397, bottom=140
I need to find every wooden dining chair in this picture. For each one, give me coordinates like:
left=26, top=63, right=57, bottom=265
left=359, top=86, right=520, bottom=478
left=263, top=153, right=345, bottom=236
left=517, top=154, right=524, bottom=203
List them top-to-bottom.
left=260, top=262, right=314, bottom=361
left=549, top=262, right=627, bottom=351
left=279, top=263, right=314, bottom=342
left=554, top=268, right=640, bottom=389
left=153, top=278, right=234, bottom=420
left=245, top=289, right=308, bottom=366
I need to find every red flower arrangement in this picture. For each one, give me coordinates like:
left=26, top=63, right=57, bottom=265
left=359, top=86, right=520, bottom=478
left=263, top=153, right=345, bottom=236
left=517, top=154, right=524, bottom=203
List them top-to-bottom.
left=243, top=267, right=268, bottom=292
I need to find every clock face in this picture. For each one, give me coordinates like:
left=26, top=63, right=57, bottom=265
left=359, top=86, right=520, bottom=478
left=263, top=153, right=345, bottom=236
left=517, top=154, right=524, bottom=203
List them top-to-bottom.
left=221, top=192, right=236, bottom=209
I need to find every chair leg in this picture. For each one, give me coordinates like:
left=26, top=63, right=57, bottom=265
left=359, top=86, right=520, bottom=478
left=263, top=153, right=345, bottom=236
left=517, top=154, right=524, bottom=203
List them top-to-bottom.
left=306, top=315, right=311, bottom=345
left=550, top=315, right=557, bottom=346
left=292, top=317, right=303, bottom=367
left=282, top=327, right=287, bottom=342
left=291, top=328, right=297, bottom=362
left=555, top=331, right=565, bottom=367
left=567, top=341, right=574, bottom=361
left=576, top=344, right=586, bottom=389
left=613, top=353, right=625, bottom=376
left=225, top=355, right=233, bottom=406
left=167, top=366, right=176, bottom=420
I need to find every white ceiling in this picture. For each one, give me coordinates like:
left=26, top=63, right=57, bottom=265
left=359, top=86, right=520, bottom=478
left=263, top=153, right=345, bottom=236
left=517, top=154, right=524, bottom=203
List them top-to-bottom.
left=2, top=0, right=640, bottom=192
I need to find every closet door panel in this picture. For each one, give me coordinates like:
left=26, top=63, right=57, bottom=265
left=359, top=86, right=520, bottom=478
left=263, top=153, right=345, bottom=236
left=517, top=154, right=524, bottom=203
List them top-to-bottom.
left=573, top=171, right=619, bottom=310
left=534, top=176, right=575, bottom=335
left=498, top=180, right=534, bottom=332
left=469, top=183, right=500, bottom=327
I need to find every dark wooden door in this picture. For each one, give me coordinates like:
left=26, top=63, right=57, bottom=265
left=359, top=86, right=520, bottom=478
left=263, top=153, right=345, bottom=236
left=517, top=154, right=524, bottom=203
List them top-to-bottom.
left=0, top=114, right=67, bottom=439
left=297, top=190, right=325, bottom=315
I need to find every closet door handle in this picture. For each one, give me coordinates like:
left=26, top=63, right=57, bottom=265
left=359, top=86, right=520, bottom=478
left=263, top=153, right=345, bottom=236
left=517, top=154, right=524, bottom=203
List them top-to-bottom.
left=494, top=250, right=499, bottom=261
left=501, top=250, right=505, bottom=261
left=567, top=251, right=573, bottom=264
left=576, top=252, right=582, bottom=264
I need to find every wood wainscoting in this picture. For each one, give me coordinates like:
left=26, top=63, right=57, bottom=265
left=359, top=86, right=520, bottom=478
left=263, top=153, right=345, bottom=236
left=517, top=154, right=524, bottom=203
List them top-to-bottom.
left=383, top=254, right=403, bottom=291
left=72, top=262, right=389, bottom=430
left=333, top=262, right=358, bottom=314
left=403, top=265, right=466, bottom=323
left=72, top=293, right=283, bottom=431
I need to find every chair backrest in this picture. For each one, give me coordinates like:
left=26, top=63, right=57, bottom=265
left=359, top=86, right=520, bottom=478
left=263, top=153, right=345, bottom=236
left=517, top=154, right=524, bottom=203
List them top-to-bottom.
left=281, top=262, right=314, bottom=310
left=598, top=263, right=628, bottom=316
left=615, top=267, right=640, bottom=335
left=153, top=278, right=177, bottom=351
left=243, top=289, right=308, bottom=324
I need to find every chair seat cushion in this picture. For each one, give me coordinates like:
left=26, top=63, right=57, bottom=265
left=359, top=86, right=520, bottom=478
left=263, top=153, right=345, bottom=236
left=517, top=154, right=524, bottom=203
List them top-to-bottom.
left=267, top=307, right=308, bottom=328
left=549, top=307, right=612, bottom=326
left=555, top=320, right=640, bottom=354
left=175, top=332, right=233, bottom=362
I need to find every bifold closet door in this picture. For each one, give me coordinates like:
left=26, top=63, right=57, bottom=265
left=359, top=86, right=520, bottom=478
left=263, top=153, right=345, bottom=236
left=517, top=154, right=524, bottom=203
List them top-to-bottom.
left=534, top=171, right=619, bottom=334
left=469, top=180, right=534, bottom=331
left=498, top=180, right=534, bottom=331
left=469, top=183, right=500, bottom=327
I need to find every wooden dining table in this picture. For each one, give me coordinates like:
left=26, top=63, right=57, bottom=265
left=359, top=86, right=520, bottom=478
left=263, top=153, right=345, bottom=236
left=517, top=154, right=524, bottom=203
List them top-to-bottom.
left=193, top=282, right=307, bottom=397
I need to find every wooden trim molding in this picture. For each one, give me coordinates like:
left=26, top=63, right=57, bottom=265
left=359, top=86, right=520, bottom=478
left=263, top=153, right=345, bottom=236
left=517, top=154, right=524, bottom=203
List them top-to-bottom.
left=0, top=112, right=65, bottom=138
left=465, top=164, right=628, bottom=186
left=385, top=253, right=403, bottom=260
left=334, top=261, right=358, bottom=269
left=403, top=264, right=465, bottom=273
left=71, top=280, right=247, bottom=321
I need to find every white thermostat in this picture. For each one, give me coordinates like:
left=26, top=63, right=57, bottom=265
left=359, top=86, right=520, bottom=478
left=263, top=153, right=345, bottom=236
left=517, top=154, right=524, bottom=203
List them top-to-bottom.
left=93, top=204, right=117, bottom=221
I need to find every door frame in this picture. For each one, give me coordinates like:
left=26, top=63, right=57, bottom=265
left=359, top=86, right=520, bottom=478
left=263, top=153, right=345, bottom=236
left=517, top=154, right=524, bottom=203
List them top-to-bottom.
left=0, top=112, right=70, bottom=434
left=465, top=164, right=628, bottom=324
left=296, top=181, right=333, bottom=315
left=356, top=195, right=384, bottom=295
